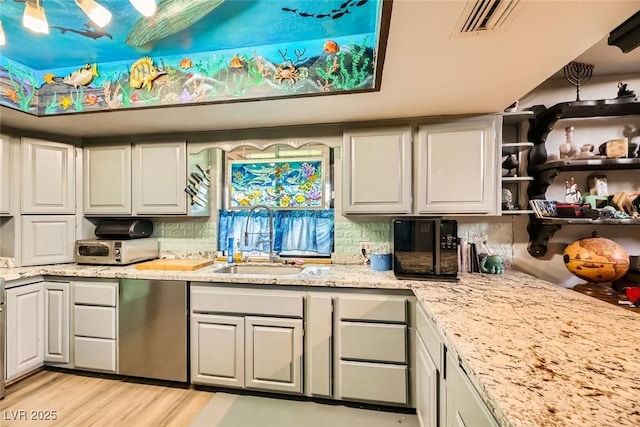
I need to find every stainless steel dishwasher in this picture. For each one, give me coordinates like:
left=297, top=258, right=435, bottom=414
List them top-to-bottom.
left=119, top=279, right=187, bottom=382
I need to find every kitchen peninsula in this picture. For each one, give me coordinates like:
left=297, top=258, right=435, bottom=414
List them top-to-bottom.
left=1, top=264, right=638, bottom=427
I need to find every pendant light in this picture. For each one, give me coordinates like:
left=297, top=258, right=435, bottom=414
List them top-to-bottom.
left=23, top=0, right=49, bottom=34
left=75, top=0, right=112, bottom=28
left=129, top=0, right=157, bottom=17
left=0, top=21, right=5, bottom=45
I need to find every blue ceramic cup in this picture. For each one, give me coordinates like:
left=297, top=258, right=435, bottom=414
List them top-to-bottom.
left=370, top=253, right=392, bottom=271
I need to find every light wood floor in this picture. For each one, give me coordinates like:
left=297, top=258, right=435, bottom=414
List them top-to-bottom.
left=0, top=370, right=213, bottom=427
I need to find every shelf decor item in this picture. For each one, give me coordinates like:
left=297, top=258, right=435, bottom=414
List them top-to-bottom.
left=563, top=61, right=594, bottom=101
left=559, top=126, right=580, bottom=159
left=501, top=153, right=519, bottom=177
left=530, top=200, right=557, bottom=218
left=564, top=231, right=630, bottom=302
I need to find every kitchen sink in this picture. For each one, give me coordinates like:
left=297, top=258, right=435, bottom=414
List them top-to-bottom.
left=215, top=264, right=305, bottom=276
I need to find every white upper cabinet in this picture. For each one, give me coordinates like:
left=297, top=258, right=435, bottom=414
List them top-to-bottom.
left=416, top=116, right=499, bottom=215
left=343, top=127, right=412, bottom=214
left=0, top=136, right=11, bottom=214
left=21, top=138, right=75, bottom=214
left=84, top=141, right=187, bottom=216
left=132, top=141, right=187, bottom=215
left=83, top=144, right=132, bottom=215
left=21, top=215, right=75, bottom=266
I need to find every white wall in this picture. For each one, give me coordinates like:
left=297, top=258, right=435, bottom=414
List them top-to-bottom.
left=513, top=73, right=640, bottom=287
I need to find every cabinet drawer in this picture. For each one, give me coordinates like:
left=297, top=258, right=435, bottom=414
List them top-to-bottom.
left=73, top=281, right=117, bottom=306
left=191, top=287, right=303, bottom=317
left=337, top=295, right=407, bottom=323
left=416, top=304, right=442, bottom=368
left=74, top=306, right=116, bottom=339
left=340, top=322, right=407, bottom=363
left=74, top=337, right=117, bottom=372
left=339, top=361, right=408, bottom=405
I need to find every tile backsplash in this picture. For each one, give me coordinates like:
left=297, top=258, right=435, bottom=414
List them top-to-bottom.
left=152, top=217, right=514, bottom=265
left=152, top=220, right=218, bottom=253
left=334, top=220, right=391, bottom=253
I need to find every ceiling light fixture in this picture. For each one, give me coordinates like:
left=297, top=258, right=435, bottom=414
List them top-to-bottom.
left=23, top=0, right=49, bottom=34
left=75, top=0, right=112, bottom=28
left=129, top=0, right=157, bottom=17
left=0, top=21, right=6, bottom=45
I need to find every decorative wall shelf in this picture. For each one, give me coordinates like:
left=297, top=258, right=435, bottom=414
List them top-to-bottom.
left=525, top=97, right=640, bottom=257
left=529, top=158, right=640, bottom=200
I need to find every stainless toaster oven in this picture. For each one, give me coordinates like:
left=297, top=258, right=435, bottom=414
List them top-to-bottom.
left=74, top=238, right=159, bottom=265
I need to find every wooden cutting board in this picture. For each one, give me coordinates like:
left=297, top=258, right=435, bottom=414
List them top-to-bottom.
left=134, top=259, right=214, bottom=271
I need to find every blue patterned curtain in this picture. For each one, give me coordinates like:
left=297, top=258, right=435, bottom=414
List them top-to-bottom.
left=218, top=209, right=334, bottom=256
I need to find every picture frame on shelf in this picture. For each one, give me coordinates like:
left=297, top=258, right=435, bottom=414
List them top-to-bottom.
left=530, top=200, right=558, bottom=218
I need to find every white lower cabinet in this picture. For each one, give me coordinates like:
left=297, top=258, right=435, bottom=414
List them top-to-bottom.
left=72, top=280, right=118, bottom=373
left=5, top=282, right=45, bottom=381
left=43, top=282, right=70, bottom=364
left=190, top=285, right=304, bottom=395
left=334, top=293, right=414, bottom=407
left=304, top=294, right=332, bottom=398
left=417, top=304, right=497, bottom=427
left=192, top=314, right=245, bottom=388
left=245, top=316, right=303, bottom=394
left=417, top=331, right=439, bottom=427
left=74, top=337, right=117, bottom=372
left=445, top=351, right=498, bottom=427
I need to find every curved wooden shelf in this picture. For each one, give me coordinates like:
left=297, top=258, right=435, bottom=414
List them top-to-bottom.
left=526, top=97, right=640, bottom=258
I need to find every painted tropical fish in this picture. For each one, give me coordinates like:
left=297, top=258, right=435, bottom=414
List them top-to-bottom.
left=323, top=40, right=339, bottom=54
left=229, top=53, right=245, bottom=69
left=129, top=57, right=166, bottom=91
left=179, top=58, right=193, bottom=69
left=62, top=63, right=99, bottom=88
left=43, top=73, right=56, bottom=84
left=59, top=96, right=73, bottom=110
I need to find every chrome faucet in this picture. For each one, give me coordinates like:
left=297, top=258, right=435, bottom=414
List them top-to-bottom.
left=244, top=205, right=278, bottom=263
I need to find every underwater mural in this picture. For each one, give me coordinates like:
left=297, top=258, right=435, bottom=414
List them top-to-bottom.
left=0, top=0, right=389, bottom=116
left=229, top=159, right=324, bottom=209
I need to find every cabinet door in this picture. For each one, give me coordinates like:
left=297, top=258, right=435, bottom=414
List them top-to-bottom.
left=416, top=117, right=498, bottom=214
left=343, top=127, right=412, bottom=214
left=1, top=136, right=11, bottom=214
left=21, top=138, right=75, bottom=214
left=132, top=141, right=187, bottom=215
left=83, top=144, right=132, bottom=215
left=21, top=215, right=75, bottom=266
left=6, top=282, right=44, bottom=380
left=44, top=282, right=70, bottom=364
left=305, top=294, right=333, bottom=398
left=191, top=314, right=245, bottom=388
left=245, top=316, right=303, bottom=394
left=417, top=333, right=438, bottom=427
left=445, top=351, right=498, bottom=427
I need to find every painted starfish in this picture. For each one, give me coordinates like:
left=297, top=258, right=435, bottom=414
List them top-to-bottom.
left=4, top=87, right=20, bottom=103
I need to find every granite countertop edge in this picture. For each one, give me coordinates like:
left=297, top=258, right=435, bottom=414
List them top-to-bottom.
left=2, top=263, right=639, bottom=427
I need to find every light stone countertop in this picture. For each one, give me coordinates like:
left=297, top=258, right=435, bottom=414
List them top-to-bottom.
left=1, top=263, right=638, bottom=427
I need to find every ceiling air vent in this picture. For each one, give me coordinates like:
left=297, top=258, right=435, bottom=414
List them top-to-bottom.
left=453, top=0, right=522, bottom=36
